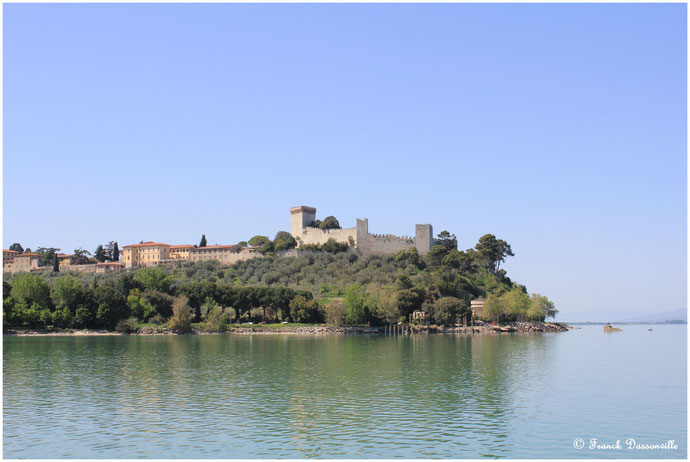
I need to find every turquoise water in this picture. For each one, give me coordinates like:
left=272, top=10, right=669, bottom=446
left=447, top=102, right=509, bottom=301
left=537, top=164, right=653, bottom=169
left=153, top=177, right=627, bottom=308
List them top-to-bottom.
left=3, top=325, right=686, bottom=458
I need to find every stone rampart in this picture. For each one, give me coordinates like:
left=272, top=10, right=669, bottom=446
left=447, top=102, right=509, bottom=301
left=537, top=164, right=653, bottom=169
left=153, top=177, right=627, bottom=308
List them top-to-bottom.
left=299, top=226, right=357, bottom=247
left=359, top=233, right=416, bottom=255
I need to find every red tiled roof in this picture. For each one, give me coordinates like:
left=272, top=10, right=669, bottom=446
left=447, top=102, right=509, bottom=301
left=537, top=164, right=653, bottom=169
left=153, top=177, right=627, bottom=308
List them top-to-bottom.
left=123, top=242, right=169, bottom=248
left=170, top=245, right=194, bottom=249
left=191, top=245, right=239, bottom=251
left=3, top=250, right=18, bottom=254
left=16, top=253, right=39, bottom=257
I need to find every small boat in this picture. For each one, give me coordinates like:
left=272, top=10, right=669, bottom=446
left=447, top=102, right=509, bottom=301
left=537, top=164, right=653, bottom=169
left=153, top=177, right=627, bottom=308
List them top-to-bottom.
left=604, top=324, right=622, bottom=333
left=648, top=328, right=653, bottom=331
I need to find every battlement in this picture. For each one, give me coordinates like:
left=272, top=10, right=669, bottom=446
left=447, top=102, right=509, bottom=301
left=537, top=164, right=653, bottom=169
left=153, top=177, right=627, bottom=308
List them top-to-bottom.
left=290, top=206, right=435, bottom=255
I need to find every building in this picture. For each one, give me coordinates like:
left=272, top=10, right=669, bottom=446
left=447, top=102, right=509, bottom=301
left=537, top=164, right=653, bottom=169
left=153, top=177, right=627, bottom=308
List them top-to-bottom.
left=290, top=205, right=438, bottom=255
left=121, top=242, right=171, bottom=268
left=189, top=244, right=240, bottom=263
left=170, top=245, right=194, bottom=260
left=188, top=245, right=261, bottom=265
left=3, top=249, right=19, bottom=267
left=4, top=253, right=41, bottom=273
left=57, top=254, right=73, bottom=271
left=95, top=262, right=125, bottom=273
left=471, top=297, right=485, bottom=318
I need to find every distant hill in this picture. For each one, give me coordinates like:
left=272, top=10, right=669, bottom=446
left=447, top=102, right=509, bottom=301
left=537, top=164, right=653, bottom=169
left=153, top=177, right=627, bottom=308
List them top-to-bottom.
left=621, top=309, right=687, bottom=323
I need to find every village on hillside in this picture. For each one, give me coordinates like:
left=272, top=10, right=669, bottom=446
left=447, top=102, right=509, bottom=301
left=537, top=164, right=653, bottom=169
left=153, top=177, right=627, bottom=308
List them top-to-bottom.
left=3, top=205, right=441, bottom=274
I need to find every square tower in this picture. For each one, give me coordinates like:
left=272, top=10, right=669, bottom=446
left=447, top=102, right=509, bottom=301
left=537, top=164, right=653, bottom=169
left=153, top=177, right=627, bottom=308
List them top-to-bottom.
left=290, top=206, right=317, bottom=238
left=415, top=224, right=434, bottom=255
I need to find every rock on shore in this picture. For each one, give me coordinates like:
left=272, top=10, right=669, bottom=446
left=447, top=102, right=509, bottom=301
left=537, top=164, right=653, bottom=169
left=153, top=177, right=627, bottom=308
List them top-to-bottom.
left=4, top=322, right=569, bottom=336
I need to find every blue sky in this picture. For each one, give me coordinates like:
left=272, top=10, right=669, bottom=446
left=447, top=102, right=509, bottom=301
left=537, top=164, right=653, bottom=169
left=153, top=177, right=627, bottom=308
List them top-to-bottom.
left=3, top=4, right=686, bottom=321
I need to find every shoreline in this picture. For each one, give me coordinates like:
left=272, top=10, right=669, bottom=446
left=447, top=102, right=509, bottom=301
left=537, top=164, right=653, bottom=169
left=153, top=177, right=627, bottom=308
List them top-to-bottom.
left=4, top=322, right=570, bottom=337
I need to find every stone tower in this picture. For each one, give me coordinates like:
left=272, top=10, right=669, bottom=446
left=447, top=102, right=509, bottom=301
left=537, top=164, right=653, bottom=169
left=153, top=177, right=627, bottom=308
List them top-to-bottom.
left=290, top=206, right=317, bottom=238
left=415, top=224, right=434, bottom=255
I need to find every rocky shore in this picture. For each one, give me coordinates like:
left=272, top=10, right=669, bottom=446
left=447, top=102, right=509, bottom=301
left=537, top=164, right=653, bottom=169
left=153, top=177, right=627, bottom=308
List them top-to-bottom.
left=4, top=322, right=569, bottom=336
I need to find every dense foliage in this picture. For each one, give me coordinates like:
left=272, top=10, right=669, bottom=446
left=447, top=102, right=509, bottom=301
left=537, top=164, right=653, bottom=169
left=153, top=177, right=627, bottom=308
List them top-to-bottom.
left=3, top=233, right=557, bottom=330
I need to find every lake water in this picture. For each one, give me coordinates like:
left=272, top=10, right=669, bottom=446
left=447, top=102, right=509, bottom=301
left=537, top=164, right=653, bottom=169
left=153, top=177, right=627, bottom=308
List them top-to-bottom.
left=3, top=325, right=686, bottom=458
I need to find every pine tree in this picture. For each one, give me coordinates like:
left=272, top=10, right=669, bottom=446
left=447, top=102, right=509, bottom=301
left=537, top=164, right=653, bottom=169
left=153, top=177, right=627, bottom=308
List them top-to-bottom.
left=199, top=234, right=207, bottom=248
left=113, top=242, right=119, bottom=262
left=95, top=245, right=107, bottom=263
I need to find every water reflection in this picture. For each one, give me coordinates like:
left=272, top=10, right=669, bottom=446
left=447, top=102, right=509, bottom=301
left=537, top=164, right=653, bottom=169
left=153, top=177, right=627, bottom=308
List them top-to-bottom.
left=4, top=327, right=686, bottom=458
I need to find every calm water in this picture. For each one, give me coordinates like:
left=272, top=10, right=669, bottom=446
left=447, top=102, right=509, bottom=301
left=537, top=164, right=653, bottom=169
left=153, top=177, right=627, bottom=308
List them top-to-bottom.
left=3, top=325, right=686, bottom=458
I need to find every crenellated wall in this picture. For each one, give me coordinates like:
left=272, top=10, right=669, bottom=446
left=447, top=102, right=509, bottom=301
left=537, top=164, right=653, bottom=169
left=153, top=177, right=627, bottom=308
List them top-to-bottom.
left=290, top=206, right=436, bottom=255
left=359, top=233, right=416, bottom=254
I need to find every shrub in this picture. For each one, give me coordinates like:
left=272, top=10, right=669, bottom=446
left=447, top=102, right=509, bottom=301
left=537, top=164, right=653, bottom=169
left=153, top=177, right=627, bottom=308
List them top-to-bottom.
left=169, top=296, right=193, bottom=333
left=150, top=313, right=166, bottom=325
left=115, top=317, right=139, bottom=334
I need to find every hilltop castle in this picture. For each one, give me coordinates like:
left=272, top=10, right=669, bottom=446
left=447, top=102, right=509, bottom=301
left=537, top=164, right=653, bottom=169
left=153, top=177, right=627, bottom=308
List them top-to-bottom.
left=290, top=206, right=437, bottom=255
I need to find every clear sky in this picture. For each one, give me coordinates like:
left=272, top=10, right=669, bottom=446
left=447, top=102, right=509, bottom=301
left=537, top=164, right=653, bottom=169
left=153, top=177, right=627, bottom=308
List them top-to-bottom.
left=3, top=3, right=686, bottom=321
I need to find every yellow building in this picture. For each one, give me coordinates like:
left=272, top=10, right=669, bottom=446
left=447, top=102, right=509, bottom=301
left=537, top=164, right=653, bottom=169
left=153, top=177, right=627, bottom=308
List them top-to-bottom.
left=121, top=242, right=171, bottom=268
left=189, top=244, right=241, bottom=263
left=170, top=245, right=194, bottom=260
left=3, top=249, right=19, bottom=267
left=5, top=253, right=41, bottom=273
left=57, top=254, right=73, bottom=271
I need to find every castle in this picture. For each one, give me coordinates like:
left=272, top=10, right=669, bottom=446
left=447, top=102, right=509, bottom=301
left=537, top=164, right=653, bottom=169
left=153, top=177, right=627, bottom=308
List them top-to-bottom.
left=290, top=206, right=437, bottom=255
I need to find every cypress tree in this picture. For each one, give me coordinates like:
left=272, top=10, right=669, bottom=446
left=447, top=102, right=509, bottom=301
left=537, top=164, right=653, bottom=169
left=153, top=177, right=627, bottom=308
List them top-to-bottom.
left=199, top=234, right=207, bottom=248
left=113, top=242, right=119, bottom=262
left=52, top=254, right=59, bottom=272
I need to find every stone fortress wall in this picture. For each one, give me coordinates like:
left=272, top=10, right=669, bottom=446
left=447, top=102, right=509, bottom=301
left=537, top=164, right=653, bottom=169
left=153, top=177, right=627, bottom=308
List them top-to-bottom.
left=290, top=206, right=436, bottom=255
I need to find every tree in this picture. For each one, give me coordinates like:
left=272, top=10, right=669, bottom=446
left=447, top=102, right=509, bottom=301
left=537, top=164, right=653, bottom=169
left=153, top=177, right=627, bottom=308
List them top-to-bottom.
left=320, top=216, right=341, bottom=230
left=307, top=219, right=322, bottom=228
left=273, top=231, right=297, bottom=252
left=437, top=231, right=458, bottom=250
left=199, top=234, right=207, bottom=248
left=475, top=234, right=514, bottom=272
left=248, top=235, right=270, bottom=247
left=322, top=238, right=348, bottom=254
left=105, top=241, right=116, bottom=261
left=238, top=241, right=248, bottom=247
left=112, top=242, right=120, bottom=262
left=9, top=243, right=23, bottom=253
left=427, top=244, right=450, bottom=268
left=94, top=245, right=107, bottom=263
left=36, top=247, right=60, bottom=267
left=395, top=247, right=422, bottom=269
left=71, top=248, right=92, bottom=265
left=441, top=250, right=474, bottom=273
left=52, top=254, right=59, bottom=272
left=133, top=267, right=173, bottom=294
left=10, top=274, right=51, bottom=310
left=51, top=276, right=84, bottom=311
left=343, top=284, right=368, bottom=325
left=93, top=285, right=128, bottom=328
left=366, top=285, right=399, bottom=325
left=504, top=286, right=531, bottom=321
left=396, top=289, right=423, bottom=320
left=483, top=293, right=508, bottom=322
left=528, top=293, right=558, bottom=321
left=289, top=295, right=324, bottom=323
left=169, top=296, right=193, bottom=333
left=430, top=296, right=469, bottom=326
left=324, top=300, right=347, bottom=325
